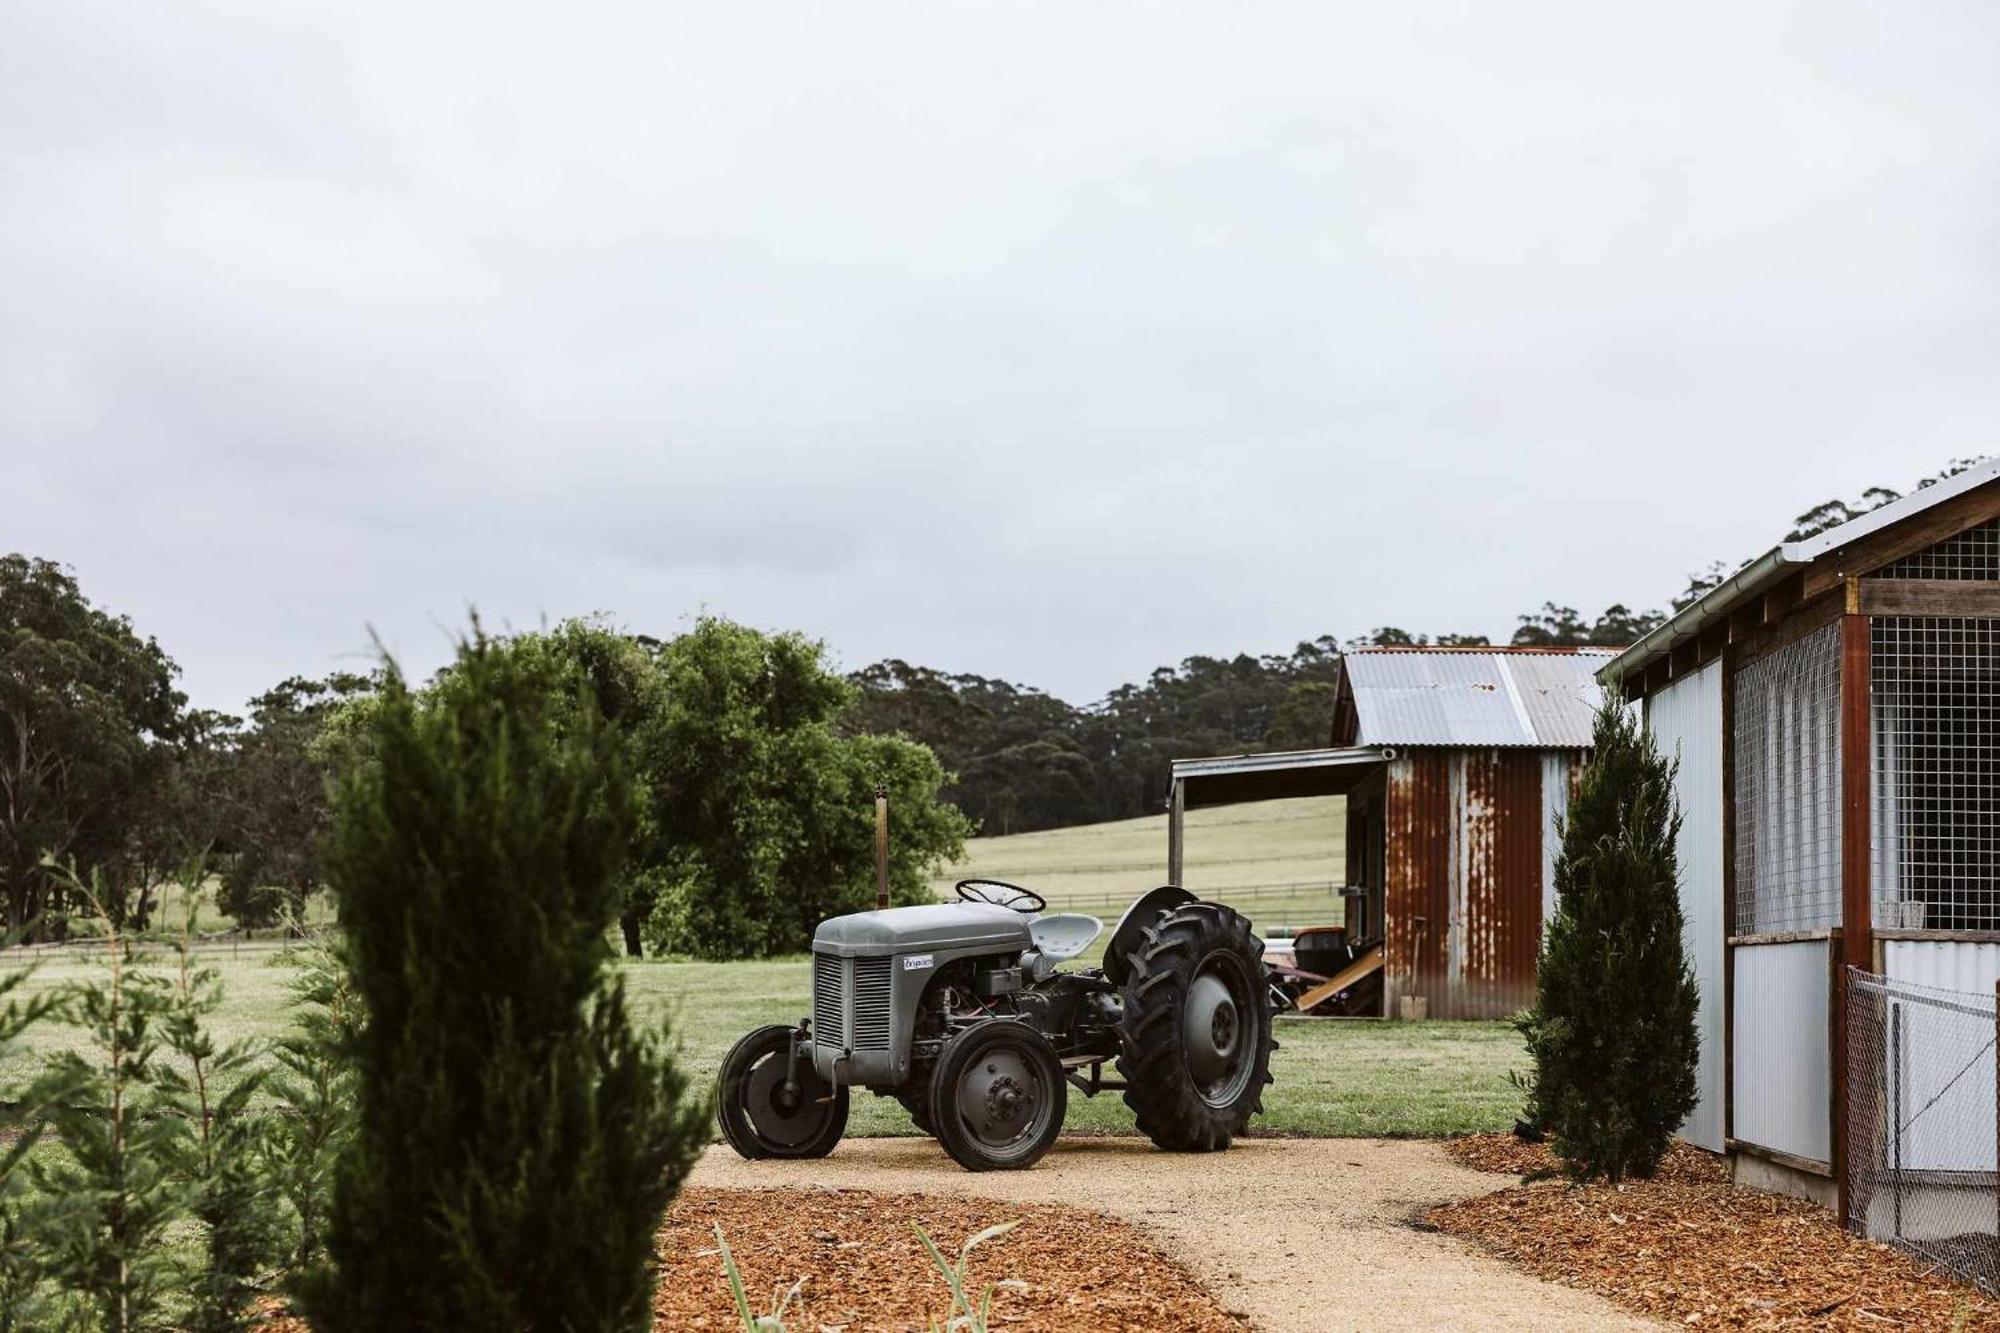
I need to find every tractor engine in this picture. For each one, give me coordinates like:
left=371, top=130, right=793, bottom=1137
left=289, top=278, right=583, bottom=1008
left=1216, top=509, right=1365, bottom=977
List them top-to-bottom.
left=807, top=902, right=1030, bottom=1087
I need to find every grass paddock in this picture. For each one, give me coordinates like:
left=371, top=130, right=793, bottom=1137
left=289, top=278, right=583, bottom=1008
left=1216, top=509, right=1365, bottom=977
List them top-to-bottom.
left=6, top=796, right=1527, bottom=1140
left=4, top=945, right=1525, bottom=1141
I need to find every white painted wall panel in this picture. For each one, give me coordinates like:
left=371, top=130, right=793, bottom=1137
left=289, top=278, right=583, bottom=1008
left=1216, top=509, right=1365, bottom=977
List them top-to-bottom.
left=1647, top=663, right=1726, bottom=1152
left=1733, top=940, right=1831, bottom=1163
left=1884, top=940, right=2000, bottom=995
left=1880, top=942, right=2000, bottom=1172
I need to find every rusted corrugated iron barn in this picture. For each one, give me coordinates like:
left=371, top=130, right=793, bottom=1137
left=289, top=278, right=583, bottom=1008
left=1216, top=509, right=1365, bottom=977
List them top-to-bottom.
left=1169, top=645, right=1612, bottom=1019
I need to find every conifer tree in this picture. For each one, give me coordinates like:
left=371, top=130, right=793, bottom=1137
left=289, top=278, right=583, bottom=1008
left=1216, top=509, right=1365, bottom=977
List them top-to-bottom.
left=298, top=629, right=705, bottom=1331
left=1516, top=692, right=1700, bottom=1182
left=34, top=880, right=185, bottom=1332
left=158, top=891, right=280, bottom=1333
left=264, top=932, right=358, bottom=1285
left=0, top=933, right=65, bottom=1331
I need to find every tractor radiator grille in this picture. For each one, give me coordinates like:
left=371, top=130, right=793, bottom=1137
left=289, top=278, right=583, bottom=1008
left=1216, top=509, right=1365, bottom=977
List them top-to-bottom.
left=811, top=953, right=842, bottom=1044
left=851, top=956, right=893, bottom=1050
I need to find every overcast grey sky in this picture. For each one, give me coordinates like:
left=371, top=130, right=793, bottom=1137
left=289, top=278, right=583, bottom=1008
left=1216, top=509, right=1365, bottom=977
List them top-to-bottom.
left=5, top=2, right=1997, bottom=713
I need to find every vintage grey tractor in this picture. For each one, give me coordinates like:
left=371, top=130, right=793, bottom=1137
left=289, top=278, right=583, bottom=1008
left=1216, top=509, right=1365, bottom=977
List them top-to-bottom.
left=716, top=881, right=1277, bottom=1171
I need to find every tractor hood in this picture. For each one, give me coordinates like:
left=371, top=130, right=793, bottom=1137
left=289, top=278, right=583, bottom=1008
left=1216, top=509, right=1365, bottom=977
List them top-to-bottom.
left=813, top=902, right=1031, bottom=957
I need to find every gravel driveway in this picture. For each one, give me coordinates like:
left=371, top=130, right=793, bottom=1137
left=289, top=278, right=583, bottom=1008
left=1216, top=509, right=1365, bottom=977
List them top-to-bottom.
left=692, top=1136, right=1661, bottom=1332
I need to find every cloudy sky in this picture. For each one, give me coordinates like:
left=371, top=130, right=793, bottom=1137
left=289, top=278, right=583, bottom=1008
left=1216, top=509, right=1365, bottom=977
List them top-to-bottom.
left=5, top=2, right=1997, bottom=713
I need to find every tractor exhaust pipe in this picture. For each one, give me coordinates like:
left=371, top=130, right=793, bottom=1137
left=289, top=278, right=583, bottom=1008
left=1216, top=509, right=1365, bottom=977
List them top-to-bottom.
left=875, top=783, right=889, bottom=911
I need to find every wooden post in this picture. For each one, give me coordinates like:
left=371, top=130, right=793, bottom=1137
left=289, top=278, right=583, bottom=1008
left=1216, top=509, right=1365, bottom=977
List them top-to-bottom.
left=1839, top=587, right=1872, bottom=972
left=1835, top=589, right=1871, bottom=1225
left=1720, top=644, right=1738, bottom=1146
left=1166, top=779, right=1186, bottom=886
left=874, top=785, right=889, bottom=911
left=1830, top=926, right=1848, bottom=1226
left=1993, top=980, right=1998, bottom=1237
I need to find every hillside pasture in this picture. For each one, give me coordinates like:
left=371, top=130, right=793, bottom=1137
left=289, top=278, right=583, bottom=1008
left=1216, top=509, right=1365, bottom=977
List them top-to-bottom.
left=928, top=793, right=1349, bottom=942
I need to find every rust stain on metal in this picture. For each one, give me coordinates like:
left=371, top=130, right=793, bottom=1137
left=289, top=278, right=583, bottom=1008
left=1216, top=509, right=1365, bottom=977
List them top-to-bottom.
left=1385, top=748, right=1546, bottom=1020
left=1459, top=749, right=1543, bottom=1018
left=1386, top=752, right=1451, bottom=1006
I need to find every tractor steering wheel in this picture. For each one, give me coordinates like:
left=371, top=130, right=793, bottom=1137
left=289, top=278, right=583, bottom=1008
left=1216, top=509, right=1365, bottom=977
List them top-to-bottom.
left=954, top=878, right=1047, bottom=914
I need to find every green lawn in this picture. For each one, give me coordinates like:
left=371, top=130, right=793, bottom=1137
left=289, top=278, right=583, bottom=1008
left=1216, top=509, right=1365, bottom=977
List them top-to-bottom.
left=4, top=796, right=1527, bottom=1141
left=3, top=945, right=1525, bottom=1141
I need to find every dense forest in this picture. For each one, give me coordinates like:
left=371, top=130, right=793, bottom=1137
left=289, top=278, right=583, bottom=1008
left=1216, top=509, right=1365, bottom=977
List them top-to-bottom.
left=843, top=604, right=1653, bottom=835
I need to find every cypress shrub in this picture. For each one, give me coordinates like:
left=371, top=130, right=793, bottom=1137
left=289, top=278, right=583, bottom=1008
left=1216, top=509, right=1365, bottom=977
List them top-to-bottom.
left=297, top=631, right=705, bottom=1330
left=1516, top=692, right=1700, bottom=1182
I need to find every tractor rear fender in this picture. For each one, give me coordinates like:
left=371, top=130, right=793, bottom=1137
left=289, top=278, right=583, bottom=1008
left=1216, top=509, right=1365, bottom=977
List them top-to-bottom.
left=1102, top=884, right=1198, bottom=987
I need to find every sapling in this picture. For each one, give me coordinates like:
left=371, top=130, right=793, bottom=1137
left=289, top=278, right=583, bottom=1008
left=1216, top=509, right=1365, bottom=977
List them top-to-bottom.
left=32, top=869, right=185, bottom=1333
left=156, top=882, right=280, bottom=1332
left=263, top=924, right=358, bottom=1285
left=0, top=926, right=67, bottom=1330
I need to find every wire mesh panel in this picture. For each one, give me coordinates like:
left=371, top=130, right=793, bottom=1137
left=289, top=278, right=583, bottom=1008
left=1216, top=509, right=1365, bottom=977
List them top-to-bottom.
left=1878, top=518, right=2000, bottom=580
left=1872, top=617, right=2000, bottom=931
left=1733, top=623, right=1843, bottom=935
left=1846, top=968, right=2000, bottom=1292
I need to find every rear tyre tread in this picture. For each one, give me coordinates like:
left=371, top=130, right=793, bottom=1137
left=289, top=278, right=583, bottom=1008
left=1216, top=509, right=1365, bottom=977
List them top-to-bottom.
left=1116, top=903, right=1277, bottom=1154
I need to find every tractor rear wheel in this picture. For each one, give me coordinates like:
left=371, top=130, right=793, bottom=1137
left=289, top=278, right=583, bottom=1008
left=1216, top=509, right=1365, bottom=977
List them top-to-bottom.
left=1116, top=901, right=1275, bottom=1152
left=928, top=1020, right=1066, bottom=1171
left=717, top=1025, right=848, bottom=1160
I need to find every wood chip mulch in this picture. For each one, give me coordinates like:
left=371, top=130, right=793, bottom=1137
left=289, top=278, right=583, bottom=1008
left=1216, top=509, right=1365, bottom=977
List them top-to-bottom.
left=1443, top=1131, right=1731, bottom=1185
left=1432, top=1133, right=2000, bottom=1330
left=654, top=1185, right=1246, bottom=1331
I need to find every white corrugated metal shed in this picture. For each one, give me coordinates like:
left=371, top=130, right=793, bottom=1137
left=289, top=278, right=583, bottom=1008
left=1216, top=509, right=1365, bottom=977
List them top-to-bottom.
left=1344, top=647, right=1613, bottom=749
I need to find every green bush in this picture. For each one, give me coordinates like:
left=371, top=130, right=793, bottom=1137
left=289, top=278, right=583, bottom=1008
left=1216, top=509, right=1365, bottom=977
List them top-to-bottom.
left=639, top=617, right=970, bottom=959
left=298, top=629, right=705, bottom=1330
left=1515, top=692, right=1700, bottom=1182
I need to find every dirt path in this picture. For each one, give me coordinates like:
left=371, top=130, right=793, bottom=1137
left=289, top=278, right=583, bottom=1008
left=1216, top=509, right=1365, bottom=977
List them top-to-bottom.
left=691, top=1136, right=1662, bottom=1332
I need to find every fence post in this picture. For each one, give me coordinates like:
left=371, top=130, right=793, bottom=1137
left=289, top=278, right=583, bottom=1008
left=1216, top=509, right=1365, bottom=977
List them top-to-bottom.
left=1831, top=926, right=1847, bottom=1227
left=1993, top=979, right=1998, bottom=1237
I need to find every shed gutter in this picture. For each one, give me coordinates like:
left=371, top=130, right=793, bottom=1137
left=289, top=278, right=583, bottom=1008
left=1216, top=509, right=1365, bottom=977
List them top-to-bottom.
left=1601, top=455, right=2000, bottom=690
left=1598, top=547, right=1794, bottom=689
left=1171, top=746, right=1392, bottom=781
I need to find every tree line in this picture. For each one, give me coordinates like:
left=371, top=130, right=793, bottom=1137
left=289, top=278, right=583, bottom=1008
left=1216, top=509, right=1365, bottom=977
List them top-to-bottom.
left=2, top=459, right=1974, bottom=938
left=849, top=462, right=1986, bottom=836
left=0, top=557, right=965, bottom=955
left=842, top=606, right=1662, bottom=837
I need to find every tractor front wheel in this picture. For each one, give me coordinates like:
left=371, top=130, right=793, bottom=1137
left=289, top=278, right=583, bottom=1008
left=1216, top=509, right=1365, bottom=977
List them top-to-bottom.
left=1117, top=901, right=1275, bottom=1152
left=928, top=1021, right=1066, bottom=1172
left=716, top=1025, right=848, bottom=1160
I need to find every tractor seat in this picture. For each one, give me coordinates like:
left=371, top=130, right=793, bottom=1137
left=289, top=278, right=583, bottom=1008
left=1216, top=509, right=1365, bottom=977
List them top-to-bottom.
left=1029, top=913, right=1103, bottom=962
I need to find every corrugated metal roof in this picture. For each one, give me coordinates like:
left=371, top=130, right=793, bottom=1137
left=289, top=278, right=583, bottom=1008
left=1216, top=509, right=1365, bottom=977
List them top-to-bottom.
left=1346, top=648, right=1612, bottom=749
